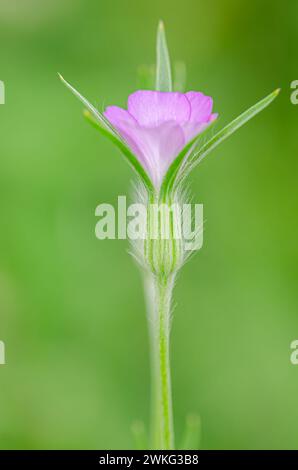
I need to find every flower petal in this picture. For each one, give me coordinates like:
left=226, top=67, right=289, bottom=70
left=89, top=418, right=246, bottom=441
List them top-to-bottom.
left=104, top=90, right=217, bottom=188
left=128, top=90, right=191, bottom=127
left=185, top=91, right=214, bottom=123
left=104, top=105, right=185, bottom=186
left=104, top=106, right=148, bottom=165
left=104, top=106, right=137, bottom=128
left=182, top=112, right=218, bottom=142
left=136, top=122, right=185, bottom=185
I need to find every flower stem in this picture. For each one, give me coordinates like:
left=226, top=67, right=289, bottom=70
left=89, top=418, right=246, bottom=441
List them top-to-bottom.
left=143, top=273, right=160, bottom=448
left=146, top=274, right=175, bottom=450
left=157, top=275, right=174, bottom=449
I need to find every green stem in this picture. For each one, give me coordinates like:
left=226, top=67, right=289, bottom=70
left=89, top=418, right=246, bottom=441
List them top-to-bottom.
left=143, top=193, right=176, bottom=449
left=143, top=273, right=160, bottom=448
left=147, top=274, right=175, bottom=450
left=157, top=275, right=174, bottom=449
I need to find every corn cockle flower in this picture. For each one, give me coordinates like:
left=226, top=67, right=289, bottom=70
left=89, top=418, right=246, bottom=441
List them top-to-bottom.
left=60, top=21, right=279, bottom=450
left=104, top=91, right=217, bottom=188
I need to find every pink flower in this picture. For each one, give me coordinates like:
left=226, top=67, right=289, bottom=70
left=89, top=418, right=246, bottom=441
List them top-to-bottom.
left=104, top=90, right=217, bottom=188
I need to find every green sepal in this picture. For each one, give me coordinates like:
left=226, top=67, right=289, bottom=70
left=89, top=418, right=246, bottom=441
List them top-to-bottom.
left=155, top=21, right=172, bottom=92
left=59, top=74, right=154, bottom=193
left=160, top=88, right=280, bottom=197
left=187, top=88, right=280, bottom=171
left=159, top=119, right=218, bottom=200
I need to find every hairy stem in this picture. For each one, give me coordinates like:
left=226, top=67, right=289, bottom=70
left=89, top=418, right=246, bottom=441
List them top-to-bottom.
left=143, top=273, right=160, bottom=448
left=145, top=274, right=175, bottom=449
left=157, top=275, right=174, bottom=449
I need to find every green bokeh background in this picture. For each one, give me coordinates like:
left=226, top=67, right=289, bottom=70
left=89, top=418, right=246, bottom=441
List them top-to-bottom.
left=0, top=0, right=297, bottom=450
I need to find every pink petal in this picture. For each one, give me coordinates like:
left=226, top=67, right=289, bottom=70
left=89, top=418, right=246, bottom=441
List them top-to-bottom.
left=128, top=90, right=191, bottom=127
left=104, top=91, right=218, bottom=188
left=185, top=91, right=213, bottom=123
left=104, top=104, right=185, bottom=186
left=104, top=105, right=137, bottom=128
left=104, top=106, right=148, bottom=166
left=182, top=112, right=218, bottom=142
left=210, top=113, right=218, bottom=122
left=123, top=122, right=185, bottom=186
left=137, top=122, right=185, bottom=185
left=182, top=122, right=209, bottom=142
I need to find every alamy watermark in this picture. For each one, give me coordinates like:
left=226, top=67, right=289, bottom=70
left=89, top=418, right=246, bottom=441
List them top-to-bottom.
left=290, top=80, right=298, bottom=105
left=0, top=81, right=5, bottom=104
left=95, top=196, right=204, bottom=251
left=290, top=340, right=298, bottom=365
left=0, top=341, right=5, bottom=365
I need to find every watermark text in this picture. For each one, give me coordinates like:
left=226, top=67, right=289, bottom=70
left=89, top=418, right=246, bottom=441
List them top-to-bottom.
left=95, top=196, right=204, bottom=251
left=0, top=341, right=5, bottom=365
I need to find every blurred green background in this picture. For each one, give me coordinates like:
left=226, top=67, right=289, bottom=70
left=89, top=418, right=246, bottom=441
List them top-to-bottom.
left=0, top=0, right=297, bottom=450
